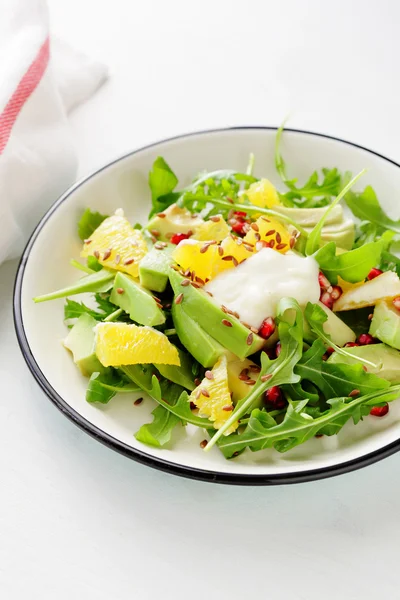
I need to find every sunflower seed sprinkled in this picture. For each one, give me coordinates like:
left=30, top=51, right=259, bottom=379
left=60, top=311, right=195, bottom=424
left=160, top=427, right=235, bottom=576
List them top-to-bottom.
left=157, top=212, right=166, bottom=218
left=210, top=215, right=221, bottom=222
left=251, top=223, right=259, bottom=232
left=150, top=229, right=160, bottom=237
left=266, top=229, right=276, bottom=236
left=276, top=232, right=282, bottom=244
left=289, top=237, right=296, bottom=249
left=84, top=239, right=92, bottom=244
left=200, top=243, right=210, bottom=254
left=276, top=243, right=287, bottom=250
left=218, top=246, right=224, bottom=257
left=103, top=249, right=112, bottom=260
left=93, top=250, right=100, bottom=259
left=115, top=254, right=121, bottom=264
left=124, top=258, right=135, bottom=265
left=181, top=279, right=191, bottom=287
left=116, top=288, right=124, bottom=294
left=175, top=293, right=184, bottom=304
left=222, top=319, right=233, bottom=327
left=246, top=332, right=254, bottom=345
left=205, top=370, right=214, bottom=380
left=261, top=374, right=272, bottom=382
left=244, top=379, right=256, bottom=386
left=201, top=388, right=210, bottom=397
left=349, top=389, right=360, bottom=397
left=134, top=397, right=143, bottom=406
left=222, top=405, right=234, bottom=411
left=200, top=439, right=208, bottom=448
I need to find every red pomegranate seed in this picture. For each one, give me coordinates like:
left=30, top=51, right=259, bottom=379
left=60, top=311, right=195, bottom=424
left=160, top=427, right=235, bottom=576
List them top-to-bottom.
left=233, top=211, right=247, bottom=217
left=231, top=220, right=247, bottom=236
left=170, top=232, right=191, bottom=245
left=367, top=268, right=383, bottom=281
left=318, top=272, right=330, bottom=290
left=330, top=285, right=343, bottom=300
left=320, top=291, right=334, bottom=309
left=393, top=297, right=400, bottom=311
left=259, top=317, right=276, bottom=340
left=358, top=333, right=375, bottom=345
left=275, top=341, right=281, bottom=357
left=345, top=342, right=359, bottom=347
left=265, top=347, right=276, bottom=360
left=326, top=347, right=334, bottom=355
left=265, top=386, right=285, bottom=409
left=370, top=403, right=389, bottom=417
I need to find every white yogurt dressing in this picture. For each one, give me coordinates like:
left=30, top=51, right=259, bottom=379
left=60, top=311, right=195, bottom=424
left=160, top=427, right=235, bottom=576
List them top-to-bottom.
left=205, top=248, right=320, bottom=328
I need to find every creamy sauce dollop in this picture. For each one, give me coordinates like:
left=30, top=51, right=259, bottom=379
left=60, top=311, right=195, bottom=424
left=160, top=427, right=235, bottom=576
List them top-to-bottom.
left=205, top=248, right=320, bottom=328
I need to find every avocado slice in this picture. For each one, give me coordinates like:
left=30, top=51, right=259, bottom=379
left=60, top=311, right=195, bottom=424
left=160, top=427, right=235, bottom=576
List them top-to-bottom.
left=146, top=204, right=204, bottom=241
left=274, top=204, right=344, bottom=227
left=304, top=219, right=355, bottom=251
left=139, top=244, right=174, bottom=292
left=169, top=269, right=264, bottom=359
left=110, top=272, right=165, bottom=326
left=172, top=300, right=225, bottom=368
left=370, top=300, right=400, bottom=350
left=303, top=302, right=356, bottom=346
left=64, top=313, right=108, bottom=376
left=327, top=343, right=400, bottom=383
left=155, top=348, right=196, bottom=390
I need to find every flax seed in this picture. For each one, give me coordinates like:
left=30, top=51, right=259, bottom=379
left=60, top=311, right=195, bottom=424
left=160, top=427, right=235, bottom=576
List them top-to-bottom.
left=227, top=197, right=234, bottom=204
left=157, top=212, right=166, bottom=218
left=210, top=215, right=221, bottom=222
left=261, top=217, right=271, bottom=223
left=251, top=223, right=259, bottom=232
left=150, top=229, right=160, bottom=237
left=266, top=229, right=276, bottom=237
left=276, top=232, right=282, bottom=244
left=254, top=233, right=261, bottom=242
left=290, top=237, right=296, bottom=249
left=236, top=238, right=243, bottom=246
left=84, top=239, right=92, bottom=244
left=268, top=240, right=275, bottom=248
left=154, top=243, right=164, bottom=250
left=276, top=243, right=287, bottom=250
left=200, top=244, right=209, bottom=254
left=218, top=246, right=224, bottom=257
left=103, top=249, right=112, bottom=260
left=93, top=250, right=100, bottom=259
left=115, top=254, right=121, bottom=264
left=124, top=258, right=135, bottom=265
left=195, top=277, right=205, bottom=285
left=181, top=279, right=190, bottom=286
left=190, top=282, right=201, bottom=288
left=116, top=288, right=124, bottom=294
left=206, top=291, right=213, bottom=297
left=175, top=293, right=184, bottom=304
left=164, top=303, right=172, bottom=309
left=232, top=311, right=240, bottom=319
left=368, top=313, right=373, bottom=320
left=222, top=319, right=233, bottom=327
left=250, top=326, right=259, bottom=334
left=246, top=332, right=254, bottom=345
left=248, top=365, right=261, bottom=373
left=362, top=365, right=368, bottom=372
left=205, top=370, right=214, bottom=380
left=261, top=374, right=272, bottom=382
left=194, top=378, right=201, bottom=387
left=244, top=379, right=256, bottom=385
left=201, top=388, right=210, bottom=397
left=195, top=389, right=201, bottom=399
left=349, top=389, right=360, bottom=397
left=134, top=397, right=143, bottom=406
left=222, top=405, right=234, bottom=411
left=200, top=440, right=208, bottom=448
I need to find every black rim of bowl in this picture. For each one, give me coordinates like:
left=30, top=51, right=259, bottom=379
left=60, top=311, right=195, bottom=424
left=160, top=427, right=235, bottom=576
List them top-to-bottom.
left=13, top=126, right=400, bottom=485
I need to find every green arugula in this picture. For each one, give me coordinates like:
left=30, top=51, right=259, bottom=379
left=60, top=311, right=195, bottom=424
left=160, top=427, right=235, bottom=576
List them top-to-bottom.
left=148, top=157, right=179, bottom=217
left=305, top=170, right=366, bottom=256
left=344, top=181, right=400, bottom=234
left=78, top=208, right=108, bottom=241
left=314, top=240, right=383, bottom=284
left=379, top=250, right=400, bottom=278
left=87, top=256, right=103, bottom=272
left=33, top=269, right=115, bottom=303
left=205, top=297, right=304, bottom=452
left=304, top=303, right=377, bottom=368
left=335, top=307, right=372, bottom=338
left=295, top=338, right=390, bottom=399
left=86, top=371, right=139, bottom=404
left=217, top=386, right=400, bottom=457
left=135, top=405, right=181, bottom=448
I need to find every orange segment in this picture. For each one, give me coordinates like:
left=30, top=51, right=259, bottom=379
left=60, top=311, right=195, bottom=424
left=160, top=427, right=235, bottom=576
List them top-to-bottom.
left=245, top=179, right=280, bottom=208
left=81, top=213, right=148, bottom=278
left=192, top=216, right=230, bottom=242
left=243, top=216, right=291, bottom=254
left=172, top=240, right=220, bottom=281
left=95, top=322, right=180, bottom=367
left=189, top=355, right=238, bottom=434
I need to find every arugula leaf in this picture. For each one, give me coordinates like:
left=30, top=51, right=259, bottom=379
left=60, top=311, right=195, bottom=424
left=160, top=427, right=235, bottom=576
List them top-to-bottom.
left=148, top=157, right=179, bottom=217
left=305, top=170, right=366, bottom=255
left=345, top=182, right=400, bottom=234
left=78, top=208, right=108, bottom=241
left=314, top=240, right=383, bottom=284
left=379, top=250, right=400, bottom=277
left=87, top=256, right=103, bottom=272
left=33, top=270, right=115, bottom=303
left=205, top=297, right=304, bottom=451
left=64, top=298, right=110, bottom=321
left=304, top=303, right=377, bottom=368
left=335, top=307, right=372, bottom=338
left=295, top=338, right=390, bottom=399
left=86, top=371, right=139, bottom=404
left=217, top=386, right=400, bottom=457
left=135, top=405, right=181, bottom=448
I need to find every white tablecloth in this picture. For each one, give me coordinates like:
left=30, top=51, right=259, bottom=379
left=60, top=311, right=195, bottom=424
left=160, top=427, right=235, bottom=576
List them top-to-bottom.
left=1, top=1, right=399, bottom=598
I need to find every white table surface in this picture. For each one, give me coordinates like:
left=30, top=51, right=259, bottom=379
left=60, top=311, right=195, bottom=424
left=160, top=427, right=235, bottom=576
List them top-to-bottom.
left=2, top=1, right=400, bottom=598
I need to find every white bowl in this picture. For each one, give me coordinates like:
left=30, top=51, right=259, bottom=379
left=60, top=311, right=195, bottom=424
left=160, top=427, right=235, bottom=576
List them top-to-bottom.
left=14, top=127, right=400, bottom=485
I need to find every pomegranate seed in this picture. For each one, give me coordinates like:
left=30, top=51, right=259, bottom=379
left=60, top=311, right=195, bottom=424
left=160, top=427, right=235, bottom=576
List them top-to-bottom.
left=233, top=211, right=247, bottom=217
left=231, top=220, right=247, bottom=236
left=170, top=232, right=191, bottom=245
left=367, top=268, right=383, bottom=281
left=318, top=272, right=330, bottom=290
left=330, top=285, right=343, bottom=300
left=320, top=291, right=334, bottom=309
left=393, top=297, right=400, bottom=311
left=259, top=317, right=276, bottom=340
left=358, top=333, right=375, bottom=345
left=275, top=341, right=281, bottom=356
left=345, top=342, right=359, bottom=347
left=265, top=347, right=276, bottom=360
left=265, top=386, right=286, bottom=409
left=370, top=403, right=389, bottom=417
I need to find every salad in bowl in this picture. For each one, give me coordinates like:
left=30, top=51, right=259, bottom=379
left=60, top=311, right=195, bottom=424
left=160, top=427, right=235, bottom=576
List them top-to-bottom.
left=33, top=127, right=400, bottom=460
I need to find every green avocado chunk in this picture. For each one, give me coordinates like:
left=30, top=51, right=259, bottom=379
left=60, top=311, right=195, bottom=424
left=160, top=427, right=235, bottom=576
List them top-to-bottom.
left=274, top=204, right=344, bottom=227
left=304, top=219, right=355, bottom=251
left=139, top=244, right=174, bottom=292
left=169, top=269, right=264, bottom=359
left=110, top=272, right=165, bottom=326
left=171, top=300, right=225, bottom=368
left=370, top=300, right=400, bottom=350
left=303, top=302, right=356, bottom=346
left=64, top=313, right=108, bottom=376
left=327, top=343, right=400, bottom=383
left=155, top=348, right=196, bottom=390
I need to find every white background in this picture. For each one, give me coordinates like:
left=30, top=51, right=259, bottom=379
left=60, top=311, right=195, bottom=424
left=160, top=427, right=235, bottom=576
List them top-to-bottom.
left=1, top=1, right=400, bottom=598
